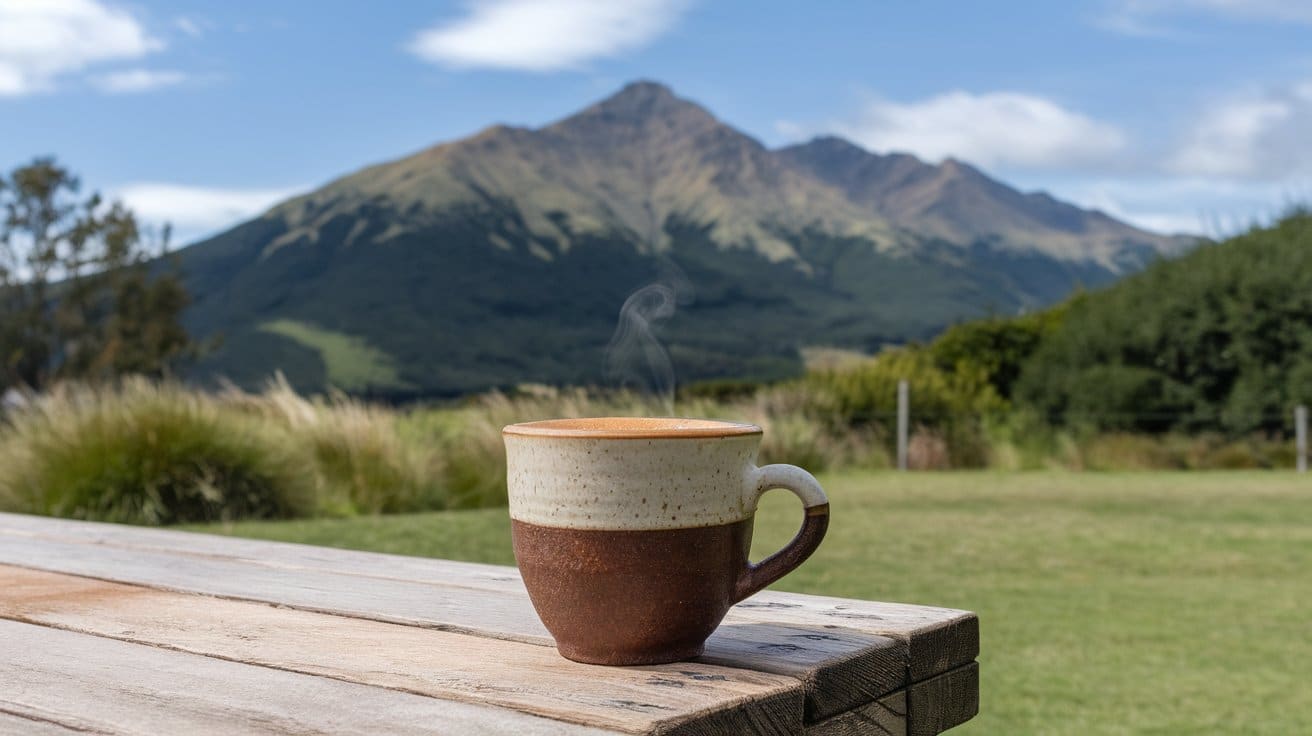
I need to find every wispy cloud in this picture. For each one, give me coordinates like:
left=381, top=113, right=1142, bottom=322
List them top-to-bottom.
left=0, top=0, right=162, bottom=96
left=407, top=0, right=692, bottom=72
left=1096, top=0, right=1312, bottom=36
left=173, top=16, right=205, bottom=38
left=92, top=68, right=188, bottom=94
left=1169, top=80, right=1312, bottom=178
left=781, top=90, right=1126, bottom=170
left=1050, top=175, right=1310, bottom=236
left=115, top=183, right=306, bottom=244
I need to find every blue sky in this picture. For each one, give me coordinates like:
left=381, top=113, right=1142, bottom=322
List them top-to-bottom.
left=2, top=0, right=1311, bottom=245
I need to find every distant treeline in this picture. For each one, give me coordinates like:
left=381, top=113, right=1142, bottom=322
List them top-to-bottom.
left=791, top=210, right=1312, bottom=437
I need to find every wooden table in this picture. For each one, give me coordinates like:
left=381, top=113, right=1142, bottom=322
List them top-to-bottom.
left=0, top=512, right=978, bottom=735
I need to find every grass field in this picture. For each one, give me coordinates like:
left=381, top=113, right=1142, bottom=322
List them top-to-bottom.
left=192, top=472, right=1312, bottom=734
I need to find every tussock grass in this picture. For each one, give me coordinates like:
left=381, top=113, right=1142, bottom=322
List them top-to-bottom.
left=2, top=370, right=1300, bottom=526
left=228, top=376, right=445, bottom=513
left=0, top=377, right=445, bottom=523
left=0, top=380, right=315, bottom=524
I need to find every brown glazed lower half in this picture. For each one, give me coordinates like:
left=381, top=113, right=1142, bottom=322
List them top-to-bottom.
left=512, top=518, right=754, bottom=665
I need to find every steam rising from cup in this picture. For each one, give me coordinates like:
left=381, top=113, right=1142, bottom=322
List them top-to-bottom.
left=604, top=261, right=692, bottom=414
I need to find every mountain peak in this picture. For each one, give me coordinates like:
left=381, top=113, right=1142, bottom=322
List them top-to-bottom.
left=610, top=79, right=677, bottom=103
left=552, top=80, right=718, bottom=133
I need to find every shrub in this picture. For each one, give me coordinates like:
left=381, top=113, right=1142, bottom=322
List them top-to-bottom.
left=799, top=347, right=1006, bottom=428
left=0, top=380, right=316, bottom=524
left=1078, top=432, right=1184, bottom=471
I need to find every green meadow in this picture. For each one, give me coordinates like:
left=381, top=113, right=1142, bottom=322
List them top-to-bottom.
left=193, top=471, right=1312, bottom=735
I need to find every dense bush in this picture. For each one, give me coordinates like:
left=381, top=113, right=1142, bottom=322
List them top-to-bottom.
left=1016, top=212, right=1312, bottom=434
left=928, top=305, right=1067, bottom=400
left=790, top=348, right=1005, bottom=467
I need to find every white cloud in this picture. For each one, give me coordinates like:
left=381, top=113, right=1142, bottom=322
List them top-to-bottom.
left=0, top=0, right=161, bottom=96
left=407, top=0, right=691, bottom=72
left=1097, top=0, right=1312, bottom=36
left=174, top=16, right=203, bottom=38
left=92, top=68, right=187, bottom=94
left=1169, top=81, right=1312, bottom=178
left=789, top=91, right=1126, bottom=170
left=1033, top=174, right=1311, bottom=236
left=115, top=183, right=305, bottom=244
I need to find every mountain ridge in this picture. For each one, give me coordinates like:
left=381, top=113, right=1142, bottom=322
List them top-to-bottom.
left=176, top=81, right=1192, bottom=397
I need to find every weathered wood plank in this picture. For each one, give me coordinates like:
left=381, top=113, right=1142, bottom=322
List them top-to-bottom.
left=0, top=511, right=521, bottom=587
left=0, top=513, right=975, bottom=668
left=0, top=528, right=914, bottom=720
left=0, top=531, right=555, bottom=638
left=0, top=566, right=802, bottom=735
left=731, top=595, right=978, bottom=684
left=0, top=618, right=621, bottom=736
left=703, top=623, right=904, bottom=722
left=804, top=659, right=979, bottom=736
left=906, top=662, right=979, bottom=736
left=804, top=691, right=906, bottom=736
left=0, top=711, right=89, bottom=736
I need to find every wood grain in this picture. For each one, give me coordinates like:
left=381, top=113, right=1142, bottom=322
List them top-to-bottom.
left=0, top=513, right=976, bottom=671
left=0, top=525, right=915, bottom=719
left=0, top=566, right=801, bottom=735
left=733, top=593, right=979, bottom=684
left=0, top=618, right=621, bottom=736
left=703, top=623, right=904, bottom=721
left=805, top=658, right=979, bottom=736
left=906, top=662, right=979, bottom=736
left=805, top=691, right=907, bottom=736
left=0, top=711, right=91, bottom=736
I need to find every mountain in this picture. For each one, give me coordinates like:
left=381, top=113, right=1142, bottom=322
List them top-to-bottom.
left=178, top=81, right=1190, bottom=398
left=777, top=136, right=1185, bottom=272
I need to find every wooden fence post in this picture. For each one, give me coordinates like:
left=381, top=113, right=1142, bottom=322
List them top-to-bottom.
left=897, top=380, right=909, bottom=472
left=1297, top=405, right=1307, bottom=474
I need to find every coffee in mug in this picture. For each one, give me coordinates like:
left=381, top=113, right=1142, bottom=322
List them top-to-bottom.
left=503, top=417, right=829, bottom=665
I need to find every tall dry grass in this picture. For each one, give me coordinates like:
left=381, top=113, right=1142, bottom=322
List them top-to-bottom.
left=2, top=372, right=1299, bottom=527
left=226, top=376, right=446, bottom=513
left=0, top=377, right=446, bottom=523
left=0, top=379, right=316, bottom=524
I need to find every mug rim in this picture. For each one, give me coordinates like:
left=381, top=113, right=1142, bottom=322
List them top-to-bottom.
left=503, top=416, right=762, bottom=439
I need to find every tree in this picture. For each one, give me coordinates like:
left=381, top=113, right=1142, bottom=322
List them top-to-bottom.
left=0, top=157, right=194, bottom=391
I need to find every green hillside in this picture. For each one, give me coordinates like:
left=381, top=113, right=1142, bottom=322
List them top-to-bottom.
left=994, top=212, right=1312, bottom=433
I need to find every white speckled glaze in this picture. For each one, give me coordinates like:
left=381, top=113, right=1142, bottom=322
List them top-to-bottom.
left=504, top=418, right=827, bottom=531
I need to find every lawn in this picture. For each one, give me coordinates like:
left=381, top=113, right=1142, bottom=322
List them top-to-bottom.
left=192, top=472, right=1312, bottom=735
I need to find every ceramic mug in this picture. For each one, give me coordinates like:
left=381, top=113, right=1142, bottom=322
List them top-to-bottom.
left=503, top=417, right=830, bottom=665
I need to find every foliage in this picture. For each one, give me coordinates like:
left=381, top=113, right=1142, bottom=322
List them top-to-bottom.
left=0, top=158, right=194, bottom=392
left=1015, top=211, right=1312, bottom=434
left=928, top=304, right=1068, bottom=399
left=790, top=347, right=1006, bottom=466
left=798, top=348, right=1006, bottom=425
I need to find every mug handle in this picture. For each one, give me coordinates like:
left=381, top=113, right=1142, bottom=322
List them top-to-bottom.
left=734, top=464, right=830, bottom=602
